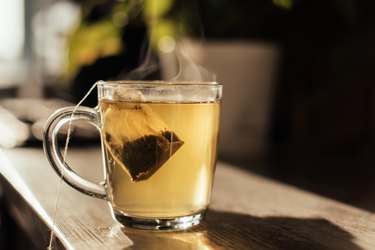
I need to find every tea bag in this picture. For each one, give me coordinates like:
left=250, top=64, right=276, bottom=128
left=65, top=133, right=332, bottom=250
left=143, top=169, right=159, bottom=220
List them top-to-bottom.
left=103, top=89, right=184, bottom=182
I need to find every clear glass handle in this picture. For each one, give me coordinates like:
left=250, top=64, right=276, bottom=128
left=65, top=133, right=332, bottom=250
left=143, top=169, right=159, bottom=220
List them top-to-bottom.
left=43, top=106, right=107, bottom=200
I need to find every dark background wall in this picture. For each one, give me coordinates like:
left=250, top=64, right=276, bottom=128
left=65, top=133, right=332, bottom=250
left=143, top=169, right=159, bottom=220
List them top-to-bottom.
left=192, top=0, right=375, bottom=211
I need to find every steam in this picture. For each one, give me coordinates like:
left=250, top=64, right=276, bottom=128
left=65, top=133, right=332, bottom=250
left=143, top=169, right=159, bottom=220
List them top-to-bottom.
left=114, top=0, right=216, bottom=83
left=120, top=36, right=216, bottom=83
left=120, top=39, right=160, bottom=80
left=171, top=39, right=216, bottom=82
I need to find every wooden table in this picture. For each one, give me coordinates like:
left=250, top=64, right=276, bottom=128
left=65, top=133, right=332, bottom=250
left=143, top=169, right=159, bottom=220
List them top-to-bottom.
left=0, top=147, right=374, bottom=249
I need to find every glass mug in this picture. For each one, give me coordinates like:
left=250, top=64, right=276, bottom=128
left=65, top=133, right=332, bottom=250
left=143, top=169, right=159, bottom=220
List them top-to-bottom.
left=43, top=81, right=222, bottom=230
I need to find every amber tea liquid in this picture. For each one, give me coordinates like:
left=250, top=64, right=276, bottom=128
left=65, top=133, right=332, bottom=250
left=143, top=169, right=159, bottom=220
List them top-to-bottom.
left=100, top=99, right=220, bottom=219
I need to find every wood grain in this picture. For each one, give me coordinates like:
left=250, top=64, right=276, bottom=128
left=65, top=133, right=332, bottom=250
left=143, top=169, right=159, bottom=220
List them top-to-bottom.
left=0, top=147, right=375, bottom=249
left=0, top=148, right=132, bottom=249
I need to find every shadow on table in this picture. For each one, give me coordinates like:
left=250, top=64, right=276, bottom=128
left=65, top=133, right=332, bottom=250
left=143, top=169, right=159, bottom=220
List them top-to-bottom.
left=123, top=209, right=362, bottom=250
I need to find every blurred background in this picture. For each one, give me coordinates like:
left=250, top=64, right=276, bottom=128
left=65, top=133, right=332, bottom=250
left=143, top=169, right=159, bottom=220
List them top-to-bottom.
left=0, top=0, right=374, bottom=247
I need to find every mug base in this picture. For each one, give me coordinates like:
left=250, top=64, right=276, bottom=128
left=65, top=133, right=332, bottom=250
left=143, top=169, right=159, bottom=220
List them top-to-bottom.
left=113, top=212, right=204, bottom=230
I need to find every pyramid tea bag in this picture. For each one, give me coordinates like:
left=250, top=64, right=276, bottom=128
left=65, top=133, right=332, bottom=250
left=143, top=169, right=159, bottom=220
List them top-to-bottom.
left=101, top=89, right=184, bottom=182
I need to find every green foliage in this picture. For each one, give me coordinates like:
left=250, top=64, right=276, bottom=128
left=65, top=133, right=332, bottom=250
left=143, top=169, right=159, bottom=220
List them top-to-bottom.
left=273, top=0, right=294, bottom=9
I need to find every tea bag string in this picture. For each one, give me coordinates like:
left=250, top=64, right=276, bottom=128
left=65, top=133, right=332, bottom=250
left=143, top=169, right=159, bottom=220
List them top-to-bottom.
left=48, top=81, right=100, bottom=250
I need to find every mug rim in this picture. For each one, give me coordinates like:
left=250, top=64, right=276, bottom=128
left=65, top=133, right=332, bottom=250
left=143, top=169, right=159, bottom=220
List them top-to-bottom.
left=97, top=80, right=222, bottom=87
